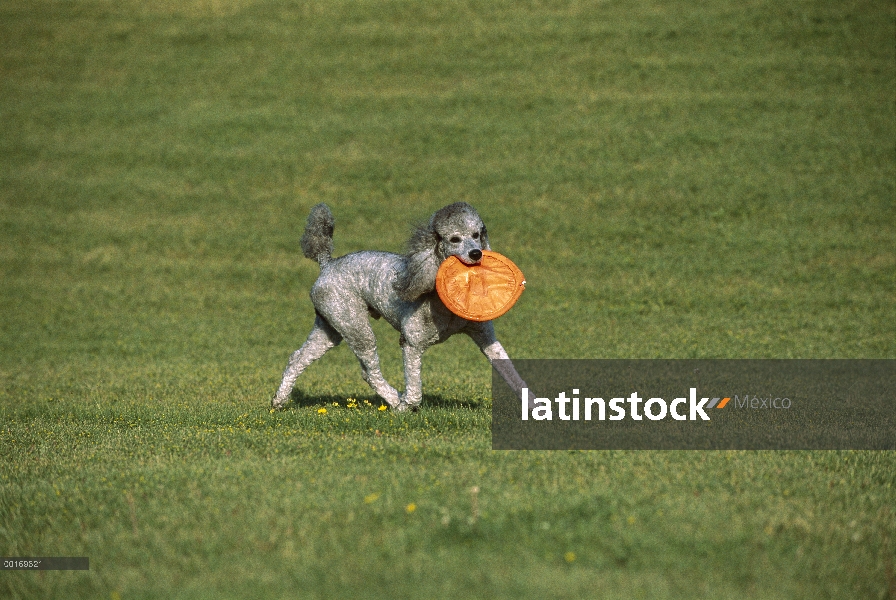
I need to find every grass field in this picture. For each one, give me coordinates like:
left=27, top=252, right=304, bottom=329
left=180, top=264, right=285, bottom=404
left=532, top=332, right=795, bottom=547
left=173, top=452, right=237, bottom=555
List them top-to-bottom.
left=1, top=0, right=894, bottom=598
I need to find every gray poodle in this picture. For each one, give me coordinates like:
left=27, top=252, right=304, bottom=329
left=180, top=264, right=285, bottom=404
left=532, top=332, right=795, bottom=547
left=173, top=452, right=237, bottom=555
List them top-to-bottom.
left=272, top=202, right=526, bottom=411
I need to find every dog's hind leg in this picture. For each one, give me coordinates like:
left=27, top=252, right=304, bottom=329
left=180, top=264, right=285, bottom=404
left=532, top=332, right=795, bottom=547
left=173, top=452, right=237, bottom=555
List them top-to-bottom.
left=272, top=315, right=342, bottom=409
left=346, top=325, right=402, bottom=409
left=396, top=339, right=425, bottom=410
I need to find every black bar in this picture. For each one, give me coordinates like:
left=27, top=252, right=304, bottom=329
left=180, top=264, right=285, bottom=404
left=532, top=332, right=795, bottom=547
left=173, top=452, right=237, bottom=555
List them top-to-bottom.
left=492, top=359, right=896, bottom=450
left=1, top=557, right=89, bottom=570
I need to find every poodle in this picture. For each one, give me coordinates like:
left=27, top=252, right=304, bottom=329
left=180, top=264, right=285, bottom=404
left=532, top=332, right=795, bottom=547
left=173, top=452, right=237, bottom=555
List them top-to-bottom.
left=272, top=202, right=527, bottom=411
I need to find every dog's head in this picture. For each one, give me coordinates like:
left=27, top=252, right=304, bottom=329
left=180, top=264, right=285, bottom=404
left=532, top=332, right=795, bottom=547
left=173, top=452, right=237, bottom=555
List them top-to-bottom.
left=394, top=202, right=491, bottom=302
left=430, top=202, right=490, bottom=265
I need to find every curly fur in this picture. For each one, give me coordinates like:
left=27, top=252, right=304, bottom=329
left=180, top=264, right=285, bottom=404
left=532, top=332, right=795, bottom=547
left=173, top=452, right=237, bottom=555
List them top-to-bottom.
left=272, top=202, right=526, bottom=411
left=300, top=203, right=335, bottom=266
left=393, top=224, right=441, bottom=301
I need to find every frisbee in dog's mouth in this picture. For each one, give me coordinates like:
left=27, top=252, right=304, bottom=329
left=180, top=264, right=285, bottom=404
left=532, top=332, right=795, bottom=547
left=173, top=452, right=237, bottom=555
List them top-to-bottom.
left=435, top=250, right=525, bottom=322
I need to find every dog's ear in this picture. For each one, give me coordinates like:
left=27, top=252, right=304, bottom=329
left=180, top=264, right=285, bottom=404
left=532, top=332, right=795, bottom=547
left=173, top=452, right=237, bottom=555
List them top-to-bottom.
left=394, top=223, right=441, bottom=301
left=480, top=224, right=490, bottom=250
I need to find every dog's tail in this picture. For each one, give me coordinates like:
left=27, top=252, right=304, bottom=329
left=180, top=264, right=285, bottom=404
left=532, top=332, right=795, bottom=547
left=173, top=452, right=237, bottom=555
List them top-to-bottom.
left=301, top=203, right=334, bottom=268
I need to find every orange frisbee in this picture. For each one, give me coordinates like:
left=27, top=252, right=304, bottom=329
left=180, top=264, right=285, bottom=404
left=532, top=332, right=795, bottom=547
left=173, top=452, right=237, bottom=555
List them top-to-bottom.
left=435, top=250, right=525, bottom=322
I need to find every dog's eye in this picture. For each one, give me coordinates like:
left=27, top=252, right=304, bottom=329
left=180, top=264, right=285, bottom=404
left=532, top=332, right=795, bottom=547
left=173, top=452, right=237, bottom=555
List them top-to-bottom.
left=472, top=232, right=479, bottom=239
left=450, top=236, right=461, bottom=244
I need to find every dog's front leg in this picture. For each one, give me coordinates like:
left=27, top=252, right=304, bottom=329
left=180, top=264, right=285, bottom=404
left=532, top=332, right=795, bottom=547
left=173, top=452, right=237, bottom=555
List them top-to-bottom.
left=465, top=322, right=528, bottom=398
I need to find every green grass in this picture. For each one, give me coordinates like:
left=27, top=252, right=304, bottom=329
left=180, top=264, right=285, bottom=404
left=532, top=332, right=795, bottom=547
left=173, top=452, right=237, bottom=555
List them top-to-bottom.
left=1, top=0, right=894, bottom=598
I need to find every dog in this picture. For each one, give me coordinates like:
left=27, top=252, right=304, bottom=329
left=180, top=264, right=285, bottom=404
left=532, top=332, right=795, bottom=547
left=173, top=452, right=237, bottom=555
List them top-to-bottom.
left=272, top=202, right=526, bottom=411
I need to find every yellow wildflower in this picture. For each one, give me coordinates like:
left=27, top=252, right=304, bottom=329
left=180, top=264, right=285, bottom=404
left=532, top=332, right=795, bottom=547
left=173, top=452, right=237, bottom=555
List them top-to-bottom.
left=378, top=405, right=387, bottom=412
left=317, top=408, right=327, bottom=415
left=406, top=503, right=416, bottom=514
left=564, top=552, right=576, bottom=563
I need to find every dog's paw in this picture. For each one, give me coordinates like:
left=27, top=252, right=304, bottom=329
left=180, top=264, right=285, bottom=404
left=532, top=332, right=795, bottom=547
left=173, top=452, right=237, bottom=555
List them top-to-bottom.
left=397, top=392, right=422, bottom=410
left=271, top=395, right=289, bottom=410
left=393, top=400, right=421, bottom=413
